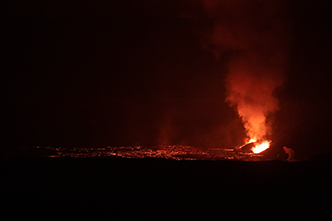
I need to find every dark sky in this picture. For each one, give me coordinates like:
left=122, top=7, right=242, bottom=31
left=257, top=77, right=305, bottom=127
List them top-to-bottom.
left=3, top=0, right=332, bottom=158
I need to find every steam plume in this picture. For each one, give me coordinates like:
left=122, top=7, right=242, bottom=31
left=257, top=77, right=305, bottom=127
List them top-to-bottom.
left=202, top=0, right=289, bottom=143
left=283, top=146, right=297, bottom=162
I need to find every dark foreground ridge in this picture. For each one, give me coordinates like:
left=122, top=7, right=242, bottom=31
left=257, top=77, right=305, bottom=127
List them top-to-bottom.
left=3, top=157, right=332, bottom=204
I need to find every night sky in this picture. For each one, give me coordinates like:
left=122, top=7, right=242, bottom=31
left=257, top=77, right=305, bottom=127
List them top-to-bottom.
left=3, top=0, right=332, bottom=159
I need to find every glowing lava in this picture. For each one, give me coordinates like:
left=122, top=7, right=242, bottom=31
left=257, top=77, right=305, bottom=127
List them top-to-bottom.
left=239, top=138, right=271, bottom=154
left=248, top=138, right=257, bottom=143
left=251, top=140, right=271, bottom=154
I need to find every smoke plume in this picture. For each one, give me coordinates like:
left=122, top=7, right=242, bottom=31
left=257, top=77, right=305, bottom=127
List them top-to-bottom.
left=201, top=0, right=289, bottom=143
left=283, top=146, right=297, bottom=162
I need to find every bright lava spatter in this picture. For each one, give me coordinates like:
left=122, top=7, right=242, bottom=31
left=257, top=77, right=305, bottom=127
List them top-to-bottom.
left=240, top=137, right=271, bottom=154
left=251, top=140, right=271, bottom=153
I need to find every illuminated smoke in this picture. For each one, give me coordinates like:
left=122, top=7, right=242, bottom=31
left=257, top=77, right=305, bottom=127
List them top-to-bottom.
left=201, top=0, right=289, bottom=143
left=283, top=146, right=297, bottom=162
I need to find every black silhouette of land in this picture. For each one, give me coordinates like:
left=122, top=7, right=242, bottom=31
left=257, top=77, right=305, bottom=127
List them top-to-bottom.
left=3, top=151, right=332, bottom=206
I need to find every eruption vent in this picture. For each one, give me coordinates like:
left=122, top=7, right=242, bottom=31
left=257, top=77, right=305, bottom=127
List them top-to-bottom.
left=202, top=0, right=289, bottom=152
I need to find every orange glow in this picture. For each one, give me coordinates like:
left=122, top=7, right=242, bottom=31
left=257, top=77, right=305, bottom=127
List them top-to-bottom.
left=251, top=140, right=271, bottom=154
